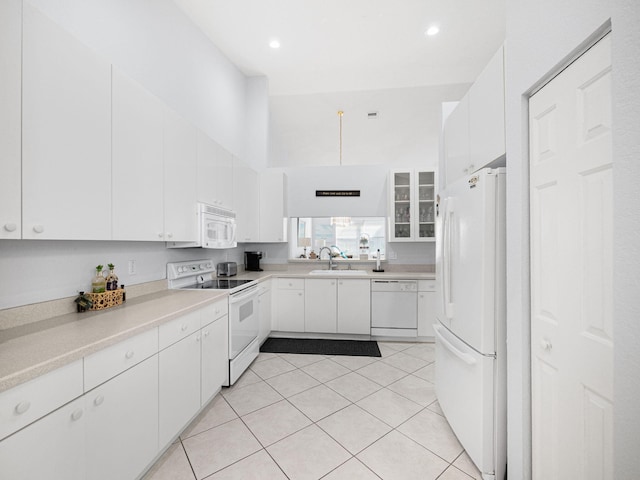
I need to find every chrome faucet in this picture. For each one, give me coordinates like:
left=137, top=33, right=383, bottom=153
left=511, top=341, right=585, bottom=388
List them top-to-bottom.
left=318, top=246, right=335, bottom=270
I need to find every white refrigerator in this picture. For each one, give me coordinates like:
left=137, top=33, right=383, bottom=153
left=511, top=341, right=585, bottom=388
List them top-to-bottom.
left=434, top=167, right=506, bottom=480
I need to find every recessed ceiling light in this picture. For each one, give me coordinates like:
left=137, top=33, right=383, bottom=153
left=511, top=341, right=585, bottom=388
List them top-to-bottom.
left=425, top=26, right=439, bottom=37
left=269, top=40, right=280, bottom=49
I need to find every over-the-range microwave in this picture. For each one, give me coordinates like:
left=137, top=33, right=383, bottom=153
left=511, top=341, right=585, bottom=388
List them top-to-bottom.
left=167, top=203, right=237, bottom=249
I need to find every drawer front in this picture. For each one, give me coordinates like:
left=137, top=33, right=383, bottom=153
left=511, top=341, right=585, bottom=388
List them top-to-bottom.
left=277, top=278, right=304, bottom=290
left=418, top=280, right=437, bottom=292
left=211, top=299, right=228, bottom=320
left=159, top=308, right=201, bottom=350
left=84, top=328, right=158, bottom=391
left=0, top=360, right=83, bottom=441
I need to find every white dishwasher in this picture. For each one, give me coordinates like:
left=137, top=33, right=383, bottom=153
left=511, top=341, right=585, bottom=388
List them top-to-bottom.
left=371, top=279, right=418, bottom=337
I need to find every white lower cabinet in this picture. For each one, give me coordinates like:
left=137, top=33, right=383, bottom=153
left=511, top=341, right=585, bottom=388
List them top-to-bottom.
left=274, top=278, right=305, bottom=332
left=305, top=279, right=337, bottom=333
left=337, top=279, right=371, bottom=335
left=258, top=280, right=272, bottom=344
left=418, top=280, right=436, bottom=339
left=201, top=309, right=228, bottom=405
left=159, top=330, right=201, bottom=447
left=85, top=355, right=159, bottom=480
left=0, top=396, right=86, bottom=480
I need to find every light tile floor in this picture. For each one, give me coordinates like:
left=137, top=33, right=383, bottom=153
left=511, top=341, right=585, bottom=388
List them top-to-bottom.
left=143, top=342, right=483, bottom=480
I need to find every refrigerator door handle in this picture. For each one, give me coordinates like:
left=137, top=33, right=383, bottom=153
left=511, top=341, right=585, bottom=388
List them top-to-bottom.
left=443, top=198, right=455, bottom=320
left=433, top=324, right=476, bottom=365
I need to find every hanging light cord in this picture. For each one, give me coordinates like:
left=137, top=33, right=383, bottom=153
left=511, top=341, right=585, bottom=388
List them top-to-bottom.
left=338, top=110, right=344, bottom=165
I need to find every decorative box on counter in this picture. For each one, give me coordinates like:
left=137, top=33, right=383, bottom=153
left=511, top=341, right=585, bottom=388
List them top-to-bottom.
left=78, top=288, right=125, bottom=311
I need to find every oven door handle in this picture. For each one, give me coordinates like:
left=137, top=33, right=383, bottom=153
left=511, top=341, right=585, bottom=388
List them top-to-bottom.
left=229, top=285, right=258, bottom=304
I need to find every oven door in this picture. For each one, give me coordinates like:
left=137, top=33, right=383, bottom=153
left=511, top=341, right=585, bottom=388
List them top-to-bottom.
left=202, top=214, right=237, bottom=249
left=228, top=285, right=259, bottom=359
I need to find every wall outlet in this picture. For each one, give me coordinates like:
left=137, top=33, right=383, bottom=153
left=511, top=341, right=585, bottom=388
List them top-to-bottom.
left=128, top=260, right=137, bottom=275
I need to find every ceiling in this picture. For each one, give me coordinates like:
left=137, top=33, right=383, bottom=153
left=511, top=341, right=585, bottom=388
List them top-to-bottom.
left=173, top=0, right=506, bottom=96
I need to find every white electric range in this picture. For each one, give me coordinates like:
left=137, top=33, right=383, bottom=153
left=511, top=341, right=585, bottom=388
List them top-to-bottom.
left=167, top=260, right=260, bottom=386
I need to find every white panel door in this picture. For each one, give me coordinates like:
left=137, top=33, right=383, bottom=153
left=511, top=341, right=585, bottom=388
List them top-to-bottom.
left=22, top=4, right=112, bottom=240
left=530, top=34, right=613, bottom=480
left=112, top=68, right=164, bottom=241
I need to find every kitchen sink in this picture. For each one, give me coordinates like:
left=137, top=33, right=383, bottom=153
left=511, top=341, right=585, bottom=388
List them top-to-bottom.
left=309, top=270, right=369, bottom=275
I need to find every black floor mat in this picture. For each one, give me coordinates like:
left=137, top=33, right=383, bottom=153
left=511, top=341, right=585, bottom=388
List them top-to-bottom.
left=260, top=337, right=381, bottom=357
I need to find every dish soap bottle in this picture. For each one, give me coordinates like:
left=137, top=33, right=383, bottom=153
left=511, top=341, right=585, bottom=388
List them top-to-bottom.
left=105, top=263, right=119, bottom=291
left=92, top=265, right=106, bottom=293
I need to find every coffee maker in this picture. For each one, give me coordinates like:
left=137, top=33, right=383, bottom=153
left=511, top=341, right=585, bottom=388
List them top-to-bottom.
left=244, top=251, right=263, bottom=272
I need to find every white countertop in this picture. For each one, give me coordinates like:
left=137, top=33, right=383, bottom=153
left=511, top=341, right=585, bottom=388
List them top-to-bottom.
left=0, top=269, right=435, bottom=393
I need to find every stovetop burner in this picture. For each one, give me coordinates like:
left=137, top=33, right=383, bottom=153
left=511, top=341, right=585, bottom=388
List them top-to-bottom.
left=186, top=278, right=254, bottom=290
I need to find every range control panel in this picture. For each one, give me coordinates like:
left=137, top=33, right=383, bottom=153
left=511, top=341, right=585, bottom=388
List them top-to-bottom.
left=167, top=260, right=215, bottom=280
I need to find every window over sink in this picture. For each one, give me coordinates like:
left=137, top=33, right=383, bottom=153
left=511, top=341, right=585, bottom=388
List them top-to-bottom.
left=289, top=217, right=386, bottom=260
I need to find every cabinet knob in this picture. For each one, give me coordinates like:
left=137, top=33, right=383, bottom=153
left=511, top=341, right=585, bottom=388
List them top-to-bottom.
left=3, top=223, right=17, bottom=232
left=33, top=225, right=44, bottom=234
left=158, top=232, right=164, bottom=238
left=166, top=232, right=173, bottom=239
left=298, top=292, right=303, bottom=296
left=181, top=323, right=188, bottom=332
left=203, top=330, right=210, bottom=337
left=196, top=334, right=201, bottom=342
left=540, top=339, right=553, bottom=351
left=125, top=350, right=135, bottom=360
left=94, top=395, right=105, bottom=406
left=14, top=401, right=31, bottom=415
left=71, top=409, right=84, bottom=421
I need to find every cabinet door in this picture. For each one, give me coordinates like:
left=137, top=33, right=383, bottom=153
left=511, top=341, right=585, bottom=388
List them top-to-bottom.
left=0, top=0, right=21, bottom=239
left=22, top=4, right=112, bottom=240
left=469, top=45, right=505, bottom=169
left=112, top=68, right=164, bottom=241
left=443, top=94, right=470, bottom=186
left=164, top=108, right=198, bottom=242
left=196, top=131, right=218, bottom=206
left=217, top=148, right=234, bottom=210
left=233, top=159, right=260, bottom=242
left=259, top=171, right=287, bottom=242
left=389, top=171, right=413, bottom=241
left=416, top=171, right=436, bottom=241
left=305, top=279, right=337, bottom=333
left=337, top=279, right=371, bottom=335
left=258, top=283, right=272, bottom=344
left=274, top=289, right=305, bottom=332
left=418, top=290, right=436, bottom=338
left=201, top=315, right=228, bottom=405
left=159, top=332, right=201, bottom=447
left=85, top=355, right=159, bottom=480
left=0, top=397, right=85, bottom=480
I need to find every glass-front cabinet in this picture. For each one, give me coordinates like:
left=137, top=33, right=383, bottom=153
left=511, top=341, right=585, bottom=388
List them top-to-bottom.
left=389, top=169, right=436, bottom=242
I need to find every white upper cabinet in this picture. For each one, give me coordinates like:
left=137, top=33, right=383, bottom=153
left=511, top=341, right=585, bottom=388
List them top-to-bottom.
left=0, top=0, right=21, bottom=239
left=22, top=3, right=112, bottom=240
left=444, top=45, right=505, bottom=186
left=469, top=45, right=505, bottom=169
left=111, top=68, right=164, bottom=241
left=443, top=95, right=470, bottom=185
left=164, top=108, right=198, bottom=243
left=197, top=132, right=234, bottom=211
left=233, top=158, right=260, bottom=242
left=389, top=170, right=436, bottom=242
left=259, top=171, right=288, bottom=242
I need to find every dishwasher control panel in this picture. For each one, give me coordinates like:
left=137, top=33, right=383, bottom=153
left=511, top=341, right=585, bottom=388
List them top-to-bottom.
left=371, top=280, right=418, bottom=292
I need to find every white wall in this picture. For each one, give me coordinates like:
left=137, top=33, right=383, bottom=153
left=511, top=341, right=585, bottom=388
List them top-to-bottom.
left=505, top=0, right=640, bottom=477
left=245, top=76, right=270, bottom=171
left=269, top=84, right=469, bottom=168
left=0, top=240, right=245, bottom=310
